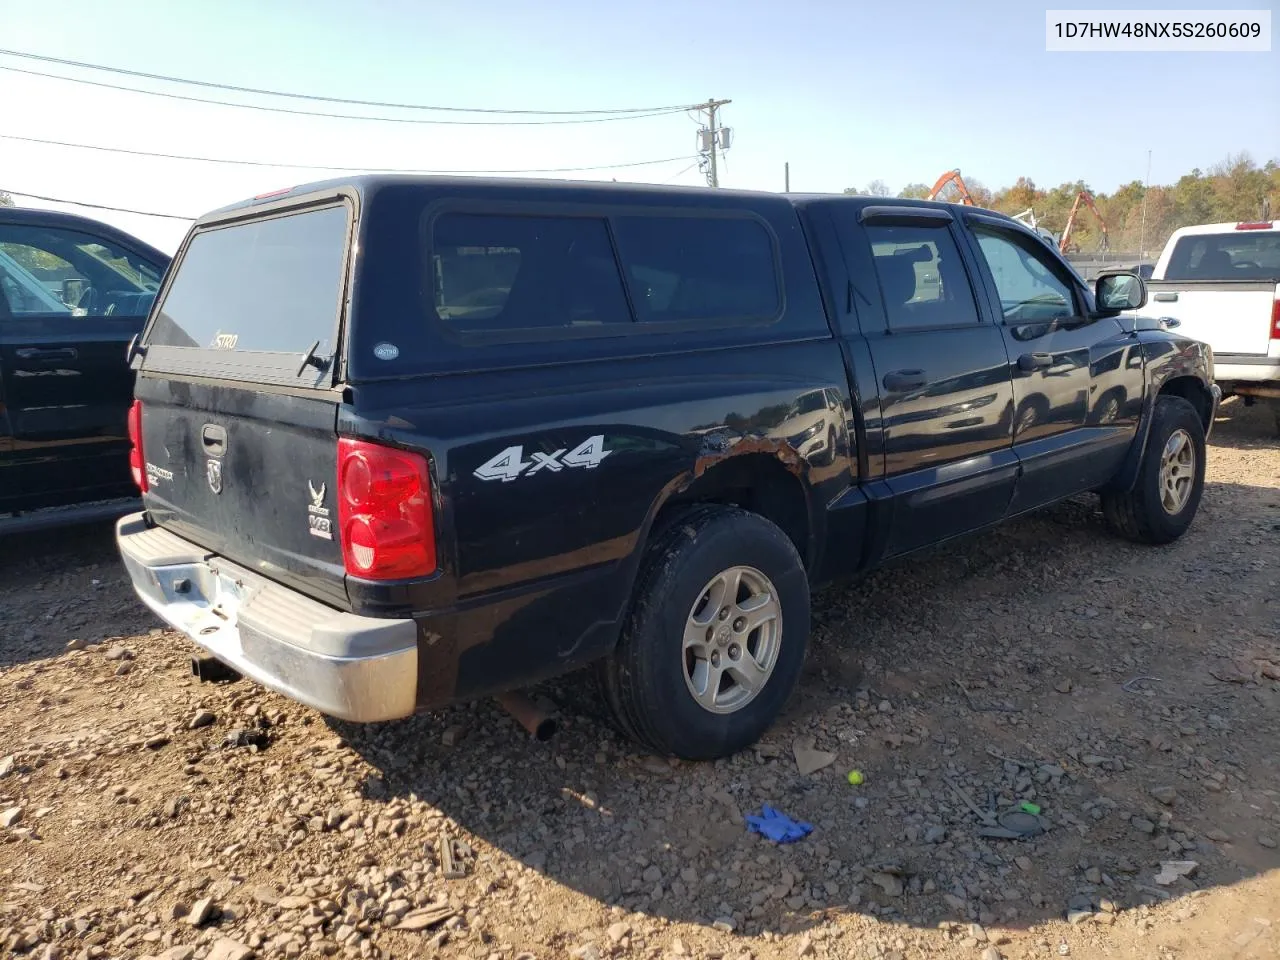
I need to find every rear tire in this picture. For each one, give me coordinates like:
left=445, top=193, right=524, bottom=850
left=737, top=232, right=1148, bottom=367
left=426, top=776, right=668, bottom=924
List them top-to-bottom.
left=1101, top=395, right=1205, bottom=544
left=599, top=506, right=810, bottom=760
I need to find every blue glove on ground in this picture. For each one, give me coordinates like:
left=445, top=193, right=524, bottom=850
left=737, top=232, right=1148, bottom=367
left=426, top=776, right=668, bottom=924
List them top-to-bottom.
left=745, top=805, right=813, bottom=843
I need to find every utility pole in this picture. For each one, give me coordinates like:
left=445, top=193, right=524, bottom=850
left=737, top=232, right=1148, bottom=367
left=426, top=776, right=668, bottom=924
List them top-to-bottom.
left=695, top=98, right=732, bottom=188
left=785, top=162, right=790, bottom=193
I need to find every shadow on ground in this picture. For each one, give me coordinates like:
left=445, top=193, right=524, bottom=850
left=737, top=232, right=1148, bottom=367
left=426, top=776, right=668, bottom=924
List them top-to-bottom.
left=0, top=519, right=154, bottom=668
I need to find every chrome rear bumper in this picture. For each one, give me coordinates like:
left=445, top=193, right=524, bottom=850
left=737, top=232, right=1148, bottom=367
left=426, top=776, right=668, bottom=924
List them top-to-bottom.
left=116, top=513, right=417, bottom=722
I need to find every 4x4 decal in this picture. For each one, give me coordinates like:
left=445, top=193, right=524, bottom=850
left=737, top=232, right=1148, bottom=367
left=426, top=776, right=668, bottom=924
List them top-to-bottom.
left=474, top=435, right=611, bottom=483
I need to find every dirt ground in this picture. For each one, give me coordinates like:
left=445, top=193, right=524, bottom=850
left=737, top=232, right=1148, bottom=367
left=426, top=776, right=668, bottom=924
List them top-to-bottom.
left=2, top=398, right=1278, bottom=960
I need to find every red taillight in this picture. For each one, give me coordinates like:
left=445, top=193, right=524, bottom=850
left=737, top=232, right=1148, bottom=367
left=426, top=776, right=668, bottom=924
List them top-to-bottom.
left=1234, top=222, right=1273, bottom=230
left=1272, top=297, right=1280, bottom=341
left=127, top=399, right=148, bottom=493
left=337, top=438, right=436, bottom=580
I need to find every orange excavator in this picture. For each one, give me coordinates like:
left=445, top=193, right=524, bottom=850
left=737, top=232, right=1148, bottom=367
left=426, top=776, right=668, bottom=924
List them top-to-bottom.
left=926, top=169, right=976, bottom=205
left=1058, top=190, right=1109, bottom=254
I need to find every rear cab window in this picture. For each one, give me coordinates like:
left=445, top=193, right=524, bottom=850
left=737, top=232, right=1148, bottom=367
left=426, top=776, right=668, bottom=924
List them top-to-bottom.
left=141, top=201, right=352, bottom=387
left=1165, top=231, right=1280, bottom=281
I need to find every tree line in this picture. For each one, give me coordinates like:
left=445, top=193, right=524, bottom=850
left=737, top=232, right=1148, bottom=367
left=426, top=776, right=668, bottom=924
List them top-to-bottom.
left=852, top=153, right=1280, bottom=257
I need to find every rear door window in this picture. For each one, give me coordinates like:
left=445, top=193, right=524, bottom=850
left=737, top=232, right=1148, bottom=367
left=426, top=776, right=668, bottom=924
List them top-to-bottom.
left=143, top=202, right=350, bottom=385
left=430, top=212, right=631, bottom=332
left=613, top=215, right=780, bottom=323
left=866, top=224, right=981, bottom=330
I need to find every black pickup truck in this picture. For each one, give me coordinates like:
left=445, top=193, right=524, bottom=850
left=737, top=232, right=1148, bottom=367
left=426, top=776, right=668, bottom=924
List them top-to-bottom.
left=116, top=178, right=1219, bottom=759
left=1, top=207, right=169, bottom=530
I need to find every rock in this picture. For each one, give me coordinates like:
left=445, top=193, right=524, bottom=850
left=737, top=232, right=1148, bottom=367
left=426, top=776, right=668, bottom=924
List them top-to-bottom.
left=65, top=638, right=88, bottom=651
left=104, top=646, right=134, bottom=661
left=115, top=662, right=135, bottom=676
left=1054, top=679, right=1073, bottom=694
left=189, top=711, right=216, bottom=730
left=440, top=726, right=465, bottom=747
left=222, top=728, right=268, bottom=750
left=145, top=735, right=170, bottom=750
left=792, top=737, right=836, bottom=776
left=0, top=756, right=14, bottom=778
left=1150, top=786, right=1177, bottom=805
left=1, top=806, right=23, bottom=828
left=1132, top=817, right=1156, bottom=835
left=924, top=825, right=947, bottom=844
left=1207, top=829, right=1230, bottom=843
left=1257, top=835, right=1277, bottom=849
left=1015, top=856, right=1033, bottom=872
left=1154, top=861, right=1198, bottom=885
left=642, top=865, right=662, bottom=884
left=1084, top=867, right=1102, bottom=884
left=871, top=872, right=904, bottom=897
left=252, top=886, right=280, bottom=906
left=943, top=894, right=966, bottom=911
left=276, top=896, right=311, bottom=910
left=187, top=897, right=216, bottom=926
left=1099, top=899, right=1118, bottom=914
left=396, top=904, right=454, bottom=931
left=1067, top=910, right=1094, bottom=925
left=711, top=917, right=736, bottom=933
left=607, top=922, right=631, bottom=945
left=969, top=924, right=988, bottom=942
left=797, top=934, right=814, bottom=957
left=204, top=940, right=254, bottom=960
left=570, top=946, right=601, bottom=960
left=160, top=948, right=196, bottom=960
left=982, top=948, right=1003, bottom=960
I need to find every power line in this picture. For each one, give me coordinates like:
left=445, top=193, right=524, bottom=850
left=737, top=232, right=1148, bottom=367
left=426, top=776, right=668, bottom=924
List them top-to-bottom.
left=0, top=48, right=697, bottom=116
left=0, top=64, right=689, bottom=126
left=1, top=134, right=698, bottom=175
left=1, top=188, right=196, bottom=220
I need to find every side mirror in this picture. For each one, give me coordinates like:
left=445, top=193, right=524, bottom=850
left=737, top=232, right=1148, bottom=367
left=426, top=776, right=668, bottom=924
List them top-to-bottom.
left=1094, top=271, right=1147, bottom=314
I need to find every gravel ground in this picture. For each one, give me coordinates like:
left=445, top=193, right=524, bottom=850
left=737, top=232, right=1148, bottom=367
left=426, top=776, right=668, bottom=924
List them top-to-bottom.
left=1, top=398, right=1278, bottom=960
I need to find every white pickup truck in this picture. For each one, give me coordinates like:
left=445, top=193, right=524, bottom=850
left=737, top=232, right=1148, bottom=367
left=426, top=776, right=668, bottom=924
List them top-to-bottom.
left=1139, top=220, right=1280, bottom=430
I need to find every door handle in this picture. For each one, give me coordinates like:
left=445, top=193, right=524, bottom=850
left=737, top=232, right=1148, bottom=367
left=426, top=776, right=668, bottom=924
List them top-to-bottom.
left=1153, top=292, right=1178, bottom=302
left=16, top=347, right=78, bottom=362
left=1018, top=352, right=1053, bottom=372
left=882, top=369, right=928, bottom=391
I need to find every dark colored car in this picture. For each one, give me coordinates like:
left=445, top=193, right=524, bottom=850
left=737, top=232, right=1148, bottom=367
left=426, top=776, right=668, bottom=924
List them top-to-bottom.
left=115, top=178, right=1219, bottom=760
left=0, top=207, right=170, bottom=530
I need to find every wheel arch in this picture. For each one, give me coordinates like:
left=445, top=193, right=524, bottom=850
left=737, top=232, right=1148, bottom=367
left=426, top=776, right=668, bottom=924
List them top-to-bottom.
left=649, top=451, right=813, bottom=571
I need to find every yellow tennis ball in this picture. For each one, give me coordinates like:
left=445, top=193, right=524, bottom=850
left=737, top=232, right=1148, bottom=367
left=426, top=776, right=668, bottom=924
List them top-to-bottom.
left=846, top=769, right=864, bottom=785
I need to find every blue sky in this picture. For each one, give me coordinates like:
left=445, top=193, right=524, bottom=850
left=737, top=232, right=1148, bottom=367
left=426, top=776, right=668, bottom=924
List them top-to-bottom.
left=2, top=0, right=1276, bottom=251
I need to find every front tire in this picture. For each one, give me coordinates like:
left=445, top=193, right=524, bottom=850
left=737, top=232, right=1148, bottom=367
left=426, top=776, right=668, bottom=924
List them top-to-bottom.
left=1101, top=395, right=1205, bottom=544
left=599, top=506, right=810, bottom=760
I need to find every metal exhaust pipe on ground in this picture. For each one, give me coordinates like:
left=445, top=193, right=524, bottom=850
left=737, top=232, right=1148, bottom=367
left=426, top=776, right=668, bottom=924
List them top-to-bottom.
left=496, top=691, right=558, bottom=741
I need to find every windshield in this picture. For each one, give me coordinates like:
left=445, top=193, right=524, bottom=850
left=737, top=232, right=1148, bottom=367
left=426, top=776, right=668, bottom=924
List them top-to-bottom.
left=143, top=203, right=350, bottom=385
left=1165, top=231, right=1280, bottom=281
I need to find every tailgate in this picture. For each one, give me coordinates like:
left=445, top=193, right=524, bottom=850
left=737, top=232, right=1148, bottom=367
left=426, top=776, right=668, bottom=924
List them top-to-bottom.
left=132, top=197, right=354, bottom=608
left=1147, top=282, right=1277, bottom=355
